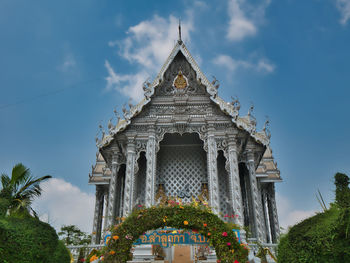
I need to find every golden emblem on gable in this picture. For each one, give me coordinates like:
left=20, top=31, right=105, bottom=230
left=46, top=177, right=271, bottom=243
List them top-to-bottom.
left=174, top=71, right=187, bottom=90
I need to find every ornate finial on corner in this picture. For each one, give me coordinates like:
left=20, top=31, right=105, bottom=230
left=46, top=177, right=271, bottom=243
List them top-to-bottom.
left=178, top=18, right=182, bottom=44
left=211, top=75, right=220, bottom=94
left=143, top=78, right=152, bottom=99
left=230, top=95, right=241, bottom=112
left=128, top=99, right=134, bottom=109
left=122, top=103, right=128, bottom=118
left=248, top=104, right=254, bottom=116
left=113, top=107, right=121, bottom=122
left=263, top=116, right=271, bottom=139
left=108, top=118, right=114, bottom=132
left=98, top=124, right=105, bottom=139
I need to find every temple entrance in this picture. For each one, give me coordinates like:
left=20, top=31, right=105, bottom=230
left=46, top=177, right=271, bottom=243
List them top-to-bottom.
left=156, top=133, right=207, bottom=202
left=173, top=245, right=192, bottom=263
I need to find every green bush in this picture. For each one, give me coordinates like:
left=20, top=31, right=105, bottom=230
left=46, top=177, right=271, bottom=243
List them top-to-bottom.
left=278, top=173, right=350, bottom=263
left=0, top=216, right=70, bottom=263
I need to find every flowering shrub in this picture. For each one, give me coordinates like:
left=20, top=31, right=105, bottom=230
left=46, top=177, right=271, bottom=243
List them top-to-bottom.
left=104, top=202, right=248, bottom=263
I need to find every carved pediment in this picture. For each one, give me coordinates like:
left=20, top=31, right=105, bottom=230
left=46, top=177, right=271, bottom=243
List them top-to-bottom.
left=154, top=51, right=207, bottom=96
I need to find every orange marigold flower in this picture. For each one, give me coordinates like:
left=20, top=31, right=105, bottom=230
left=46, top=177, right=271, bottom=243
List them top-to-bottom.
left=183, top=220, right=189, bottom=225
left=203, top=223, right=207, bottom=227
left=207, top=232, right=211, bottom=236
left=113, top=235, right=119, bottom=240
left=109, top=250, right=116, bottom=255
left=90, top=255, right=98, bottom=262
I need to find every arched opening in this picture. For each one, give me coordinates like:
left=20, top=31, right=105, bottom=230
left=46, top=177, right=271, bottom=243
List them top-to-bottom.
left=156, top=133, right=207, bottom=203
left=134, top=151, right=146, bottom=205
left=239, top=163, right=254, bottom=231
left=116, top=164, right=126, bottom=221
left=103, top=205, right=248, bottom=262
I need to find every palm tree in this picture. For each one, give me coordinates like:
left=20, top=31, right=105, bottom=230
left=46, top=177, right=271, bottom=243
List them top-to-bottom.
left=0, top=163, right=52, bottom=217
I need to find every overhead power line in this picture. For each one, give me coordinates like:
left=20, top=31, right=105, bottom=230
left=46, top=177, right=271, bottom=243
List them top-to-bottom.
left=0, top=78, right=102, bottom=111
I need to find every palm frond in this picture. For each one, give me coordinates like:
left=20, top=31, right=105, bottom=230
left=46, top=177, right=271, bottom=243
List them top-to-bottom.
left=10, top=163, right=30, bottom=186
left=1, top=174, right=11, bottom=190
left=17, top=175, right=52, bottom=196
left=316, top=189, right=328, bottom=212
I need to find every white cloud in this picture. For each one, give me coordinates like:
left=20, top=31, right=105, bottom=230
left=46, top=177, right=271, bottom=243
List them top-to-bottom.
left=226, top=0, right=270, bottom=42
left=336, top=0, right=350, bottom=25
left=106, top=14, right=194, bottom=102
left=213, top=54, right=275, bottom=74
left=105, top=60, right=148, bottom=102
left=32, top=178, right=95, bottom=233
left=276, top=192, right=317, bottom=232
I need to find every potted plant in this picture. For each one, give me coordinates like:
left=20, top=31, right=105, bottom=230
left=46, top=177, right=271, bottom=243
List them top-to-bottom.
left=152, top=245, right=165, bottom=260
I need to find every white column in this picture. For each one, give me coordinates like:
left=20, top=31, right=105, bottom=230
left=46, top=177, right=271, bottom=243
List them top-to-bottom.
left=206, top=128, right=220, bottom=215
left=145, top=129, right=157, bottom=207
left=227, top=138, right=244, bottom=227
left=122, top=139, right=136, bottom=216
left=247, top=150, right=265, bottom=241
left=106, top=155, right=120, bottom=229
left=267, top=183, right=280, bottom=243
left=91, top=186, right=104, bottom=244
left=91, top=187, right=101, bottom=244
left=103, top=189, right=109, bottom=233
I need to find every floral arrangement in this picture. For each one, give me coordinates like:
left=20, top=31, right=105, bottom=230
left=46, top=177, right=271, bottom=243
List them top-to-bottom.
left=101, top=200, right=248, bottom=263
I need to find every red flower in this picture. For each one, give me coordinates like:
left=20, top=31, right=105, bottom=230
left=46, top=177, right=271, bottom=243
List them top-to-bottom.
left=222, top=232, right=228, bottom=237
left=227, top=242, right=231, bottom=246
left=217, top=260, right=221, bottom=263
left=234, top=260, right=239, bottom=263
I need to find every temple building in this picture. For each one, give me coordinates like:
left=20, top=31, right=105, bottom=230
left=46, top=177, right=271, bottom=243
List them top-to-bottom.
left=89, top=32, right=282, bottom=250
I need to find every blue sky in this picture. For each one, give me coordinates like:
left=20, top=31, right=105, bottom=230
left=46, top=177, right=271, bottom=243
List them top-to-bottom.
left=1, top=0, right=350, bottom=231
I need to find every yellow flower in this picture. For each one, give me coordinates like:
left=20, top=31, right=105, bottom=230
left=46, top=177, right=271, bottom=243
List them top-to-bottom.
left=184, top=220, right=189, bottom=225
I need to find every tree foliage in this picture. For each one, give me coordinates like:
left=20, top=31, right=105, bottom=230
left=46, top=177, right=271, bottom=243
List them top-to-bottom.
left=0, top=163, right=51, bottom=217
left=277, top=173, right=350, bottom=262
left=58, top=224, right=91, bottom=246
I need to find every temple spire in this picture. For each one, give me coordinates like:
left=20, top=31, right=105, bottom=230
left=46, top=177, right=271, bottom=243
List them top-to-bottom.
left=178, top=19, right=182, bottom=44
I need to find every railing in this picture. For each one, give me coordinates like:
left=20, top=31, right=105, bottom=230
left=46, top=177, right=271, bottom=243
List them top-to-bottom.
left=67, top=243, right=278, bottom=262
left=248, top=243, right=278, bottom=262
left=67, top=244, right=104, bottom=261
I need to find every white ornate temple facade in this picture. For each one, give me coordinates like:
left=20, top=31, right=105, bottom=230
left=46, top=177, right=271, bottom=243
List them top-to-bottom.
left=89, top=37, right=282, bottom=246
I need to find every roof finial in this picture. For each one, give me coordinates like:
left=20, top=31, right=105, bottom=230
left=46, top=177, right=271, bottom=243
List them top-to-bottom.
left=178, top=18, right=182, bottom=44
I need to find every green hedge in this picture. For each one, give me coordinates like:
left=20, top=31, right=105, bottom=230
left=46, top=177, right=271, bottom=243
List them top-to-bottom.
left=278, top=173, right=350, bottom=263
left=103, top=203, right=248, bottom=263
left=278, top=207, right=350, bottom=262
left=0, top=216, right=70, bottom=263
